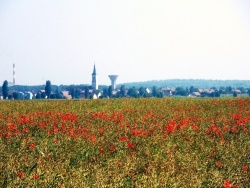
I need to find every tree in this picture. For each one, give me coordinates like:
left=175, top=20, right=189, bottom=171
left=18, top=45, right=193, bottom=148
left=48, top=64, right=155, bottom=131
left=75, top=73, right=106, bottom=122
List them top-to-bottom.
left=2, top=80, right=9, bottom=99
left=45, top=80, right=51, bottom=99
left=120, top=85, right=126, bottom=97
left=69, top=86, right=75, bottom=99
left=84, top=86, right=89, bottom=99
left=108, top=86, right=113, bottom=98
left=139, top=86, right=146, bottom=97
left=152, top=86, right=158, bottom=97
left=190, top=86, right=198, bottom=93
left=226, top=86, right=232, bottom=94
left=55, top=87, right=63, bottom=99
left=102, top=87, right=108, bottom=98
left=127, top=87, right=138, bottom=98
left=175, top=87, right=188, bottom=96
left=219, top=87, right=226, bottom=94
left=75, top=89, right=80, bottom=99
left=156, top=91, right=164, bottom=98
left=214, top=91, right=221, bottom=97
left=233, top=91, right=238, bottom=97
left=13, top=92, right=19, bottom=100
left=18, top=92, right=24, bottom=100
left=36, top=92, right=41, bottom=99
left=41, top=92, right=46, bottom=99
left=8, top=94, right=13, bottom=100
left=50, top=94, right=56, bottom=99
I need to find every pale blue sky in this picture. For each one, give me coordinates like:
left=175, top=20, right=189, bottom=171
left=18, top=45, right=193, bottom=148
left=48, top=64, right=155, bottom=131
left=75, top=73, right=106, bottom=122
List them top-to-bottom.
left=0, top=0, right=249, bottom=86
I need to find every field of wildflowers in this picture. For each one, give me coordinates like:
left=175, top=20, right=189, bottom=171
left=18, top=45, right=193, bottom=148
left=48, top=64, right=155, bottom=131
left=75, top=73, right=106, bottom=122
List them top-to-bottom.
left=0, top=98, right=250, bottom=187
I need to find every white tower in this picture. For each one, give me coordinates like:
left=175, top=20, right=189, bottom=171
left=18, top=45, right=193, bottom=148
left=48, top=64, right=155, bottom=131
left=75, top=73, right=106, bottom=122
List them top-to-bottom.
left=91, top=64, right=98, bottom=90
left=108, top=75, right=119, bottom=90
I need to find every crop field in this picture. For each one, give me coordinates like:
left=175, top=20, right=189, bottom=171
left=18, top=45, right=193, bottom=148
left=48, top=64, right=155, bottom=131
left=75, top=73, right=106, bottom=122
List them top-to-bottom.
left=0, top=98, right=250, bottom=187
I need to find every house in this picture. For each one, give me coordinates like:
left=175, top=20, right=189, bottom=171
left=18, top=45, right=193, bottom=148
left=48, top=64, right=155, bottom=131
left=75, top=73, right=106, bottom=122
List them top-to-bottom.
left=161, top=87, right=172, bottom=96
left=161, top=87, right=175, bottom=96
left=145, top=88, right=151, bottom=94
left=198, top=89, right=204, bottom=93
left=203, top=89, right=215, bottom=94
left=233, top=89, right=241, bottom=94
left=61, top=91, right=72, bottom=100
left=19, top=92, right=25, bottom=99
left=25, top=92, right=33, bottom=100
left=189, top=92, right=201, bottom=97
left=92, top=94, right=98, bottom=99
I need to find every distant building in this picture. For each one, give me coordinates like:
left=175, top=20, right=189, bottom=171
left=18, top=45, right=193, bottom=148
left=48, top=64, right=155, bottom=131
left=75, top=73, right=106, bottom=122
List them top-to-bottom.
left=92, top=64, right=98, bottom=90
left=108, top=75, right=119, bottom=90
left=161, top=87, right=172, bottom=96
left=233, top=89, right=241, bottom=94
left=61, top=91, right=72, bottom=100
left=25, top=92, right=33, bottom=100
left=189, top=92, right=201, bottom=97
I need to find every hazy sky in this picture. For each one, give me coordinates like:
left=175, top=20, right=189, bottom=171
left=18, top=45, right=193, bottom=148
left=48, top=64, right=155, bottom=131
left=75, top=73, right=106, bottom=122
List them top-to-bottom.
left=0, top=0, right=250, bottom=86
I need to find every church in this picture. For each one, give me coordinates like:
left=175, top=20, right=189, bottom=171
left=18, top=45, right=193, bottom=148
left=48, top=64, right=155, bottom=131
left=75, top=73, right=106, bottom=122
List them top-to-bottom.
left=91, top=64, right=98, bottom=90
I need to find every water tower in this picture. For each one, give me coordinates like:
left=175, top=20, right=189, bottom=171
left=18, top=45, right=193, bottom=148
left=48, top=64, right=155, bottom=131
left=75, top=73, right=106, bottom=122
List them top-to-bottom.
left=108, top=75, right=119, bottom=90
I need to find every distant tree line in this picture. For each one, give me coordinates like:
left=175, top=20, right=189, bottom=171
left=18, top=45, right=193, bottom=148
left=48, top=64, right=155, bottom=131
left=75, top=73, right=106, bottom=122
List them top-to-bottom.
left=121, top=79, right=250, bottom=89
left=1, top=80, right=250, bottom=100
left=99, top=85, right=164, bottom=99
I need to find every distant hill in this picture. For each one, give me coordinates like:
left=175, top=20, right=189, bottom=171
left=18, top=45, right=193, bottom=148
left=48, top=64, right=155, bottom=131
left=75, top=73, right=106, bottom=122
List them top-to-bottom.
left=119, top=79, right=250, bottom=89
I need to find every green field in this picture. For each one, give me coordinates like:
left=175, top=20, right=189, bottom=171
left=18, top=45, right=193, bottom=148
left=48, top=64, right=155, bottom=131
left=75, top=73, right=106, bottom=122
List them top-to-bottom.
left=0, top=98, right=250, bottom=187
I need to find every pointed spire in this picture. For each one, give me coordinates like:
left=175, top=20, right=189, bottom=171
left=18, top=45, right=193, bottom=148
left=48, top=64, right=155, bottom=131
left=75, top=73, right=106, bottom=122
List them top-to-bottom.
left=92, top=64, right=96, bottom=75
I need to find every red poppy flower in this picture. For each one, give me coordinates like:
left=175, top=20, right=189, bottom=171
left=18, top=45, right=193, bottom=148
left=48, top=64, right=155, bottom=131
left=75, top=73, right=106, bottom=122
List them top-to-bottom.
left=127, top=142, right=135, bottom=149
left=29, top=143, right=36, bottom=149
left=109, top=145, right=115, bottom=152
left=117, top=161, right=122, bottom=167
left=215, top=161, right=223, bottom=167
left=242, top=166, right=248, bottom=171
left=17, top=171, right=24, bottom=178
left=33, top=174, right=39, bottom=180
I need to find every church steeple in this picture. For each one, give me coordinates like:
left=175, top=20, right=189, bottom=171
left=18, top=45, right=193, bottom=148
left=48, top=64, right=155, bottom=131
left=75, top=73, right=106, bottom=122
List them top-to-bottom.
left=91, top=64, right=98, bottom=90
left=92, top=64, right=96, bottom=75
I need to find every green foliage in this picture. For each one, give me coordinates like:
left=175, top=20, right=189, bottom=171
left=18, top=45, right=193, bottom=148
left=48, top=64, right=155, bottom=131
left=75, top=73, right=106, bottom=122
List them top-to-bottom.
left=121, top=79, right=250, bottom=89
left=2, top=80, right=9, bottom=99
left=45, top=80, right=52, bottom=99
left=120, top=85, right=126, bottom=97
left=69, top=86, right=76, bottom=99
left=84, top=86, right=89, bottom=99
left=108, top=86, right=113, bottom=98
left=127, top=86, right=138, bottom=98
left=190, top=86, right=198, bottom=93
left=55, top=87, right=63, bottom=99
left=102, top=87, right=108, bottom=98
left=174, top=87, right=189, bottom=96
left=13, top=92, right=19, bottom=100
left=35, top=92, right=41, bottom=99
left=41, top=92, right=46, bottom=99
left=8, top=94, right=13, bottom=100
